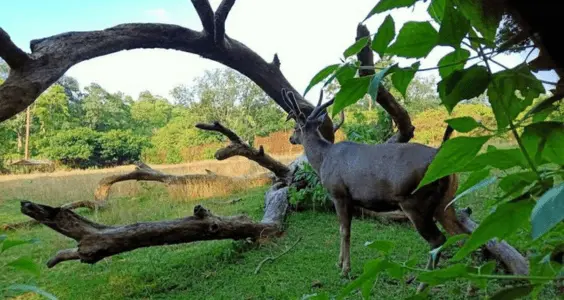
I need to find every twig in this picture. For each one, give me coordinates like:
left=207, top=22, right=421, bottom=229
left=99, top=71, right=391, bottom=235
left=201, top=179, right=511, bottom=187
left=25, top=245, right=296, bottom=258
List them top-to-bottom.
left=254, top=236, right=302, bottom=274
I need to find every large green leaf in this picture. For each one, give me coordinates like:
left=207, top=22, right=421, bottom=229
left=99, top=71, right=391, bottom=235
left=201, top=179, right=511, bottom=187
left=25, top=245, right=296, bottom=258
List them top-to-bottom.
left=363, top=0, right=418, bottom=22
left=427, top=0, right=446, bottom=23
left=454, top=0, right=502, bottom=42
left=437, top=1, right=470, bottom=48
left=372, top=15, right=395, bottom=57
left=386, top=22, right=438, bottom=58
left=344, top=37, right=369, bottom=58
left=438, top=49, right=470, bottom=80
left=391, top=62, right=420, bottom=98
left=335, top=63, right=358, bottom=85
left=304, top=64, right=340, bottom=96
left=487, top=64, right=545, bottom=129
left=368, top=65, right=396, bottom=102
left=438, top=65, right=490, bottom=113
left=332, top=77, right=371, bottom=117
left=445, top=116, right=480, bottom=133
left=520, top=121, right=564, bottom=165
left=416, top=135, right=491, bottom=190
left=462, top=148, right=528, bottom=172
left=453, top=169, right=495, bottom=201
left=498, top=171, right=537, bottom=195
left=531, top=184, right=564, bottom=240
left=453, top=199, right=534, bottom=260
left=1, top=238, right=39, bottom=253
left=364, top=240, right=395, bottom=255
left=7, top=257, right=40, bottom=277
left=338, top=258, right=396, bottom=299
left=417, top=264, right=469, bottom=285
left=6, top=284, right=58, bottom=300
left=488, top=284, right=535, bottom=300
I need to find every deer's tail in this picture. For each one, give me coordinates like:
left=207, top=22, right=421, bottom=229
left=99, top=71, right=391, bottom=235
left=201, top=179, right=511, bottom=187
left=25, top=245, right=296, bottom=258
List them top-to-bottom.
left=441, top=125, right=454, bottom=145
left=434, top=173, right=469, bottom=236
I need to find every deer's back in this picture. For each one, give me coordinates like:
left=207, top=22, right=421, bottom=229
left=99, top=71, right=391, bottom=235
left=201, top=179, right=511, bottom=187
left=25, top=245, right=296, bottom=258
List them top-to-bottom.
left=319, top=141, right=439, bottom=205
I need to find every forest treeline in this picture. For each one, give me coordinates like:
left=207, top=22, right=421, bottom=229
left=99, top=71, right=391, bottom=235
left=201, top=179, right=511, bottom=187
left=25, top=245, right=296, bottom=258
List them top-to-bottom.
left=0, top=58, right=557, bottom=170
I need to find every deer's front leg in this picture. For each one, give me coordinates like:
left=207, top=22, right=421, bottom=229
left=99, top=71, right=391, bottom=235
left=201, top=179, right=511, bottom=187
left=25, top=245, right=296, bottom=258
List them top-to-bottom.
left=334, top=198, right=352, bottom=277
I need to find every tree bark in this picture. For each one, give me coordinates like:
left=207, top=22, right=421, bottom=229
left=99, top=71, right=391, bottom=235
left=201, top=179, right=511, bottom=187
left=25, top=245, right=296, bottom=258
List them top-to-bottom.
left=20, top=201, right=281, bottom=268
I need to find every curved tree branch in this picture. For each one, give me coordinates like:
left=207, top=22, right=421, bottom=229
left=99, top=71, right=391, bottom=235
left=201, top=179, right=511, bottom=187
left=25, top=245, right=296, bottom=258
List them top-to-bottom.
left=214, top=0, right=236, bottom=44
left=0, top=1, right=335, bottom=142
left=355, top=24, right=414, bottom=143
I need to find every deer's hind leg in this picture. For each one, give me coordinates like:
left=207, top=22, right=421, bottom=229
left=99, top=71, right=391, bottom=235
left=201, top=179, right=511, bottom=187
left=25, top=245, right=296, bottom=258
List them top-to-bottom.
left=399, top=201, right=447, bottom=292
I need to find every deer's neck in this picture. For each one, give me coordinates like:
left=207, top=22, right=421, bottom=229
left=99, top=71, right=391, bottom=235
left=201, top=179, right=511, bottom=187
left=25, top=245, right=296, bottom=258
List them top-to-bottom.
left=302, top=131, right=331, bottom=173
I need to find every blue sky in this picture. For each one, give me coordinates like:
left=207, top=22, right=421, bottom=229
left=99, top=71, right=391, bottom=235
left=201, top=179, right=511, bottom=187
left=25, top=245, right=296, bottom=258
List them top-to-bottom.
left=1, top=0, right=558, bottom=102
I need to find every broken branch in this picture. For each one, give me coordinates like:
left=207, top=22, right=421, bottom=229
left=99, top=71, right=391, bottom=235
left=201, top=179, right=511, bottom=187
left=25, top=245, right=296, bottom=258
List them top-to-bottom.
left=254, top=236, right=302, bottom=274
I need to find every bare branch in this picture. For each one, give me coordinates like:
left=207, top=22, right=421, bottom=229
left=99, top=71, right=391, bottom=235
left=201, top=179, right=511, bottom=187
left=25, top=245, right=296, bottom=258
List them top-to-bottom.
left=191, top=0, right=215, bottom=33
left=214, top=0, right=236, bottom=44
left=355, top=24, right=414, bottom=143
left=0, top=28, right=29, bottom=68
left=196, top=122, right=290, bottom=180
left=21, top=201, right=281, bottom=267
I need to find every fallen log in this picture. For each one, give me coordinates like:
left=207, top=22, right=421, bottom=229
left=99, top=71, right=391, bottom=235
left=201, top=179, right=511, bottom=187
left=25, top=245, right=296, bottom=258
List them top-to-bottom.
left=20, top=201, right=281, bottom=268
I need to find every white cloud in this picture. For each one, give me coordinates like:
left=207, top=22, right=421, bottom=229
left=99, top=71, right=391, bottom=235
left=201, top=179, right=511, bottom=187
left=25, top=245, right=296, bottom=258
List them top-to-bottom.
left=65, top=1, right=558, bottom=102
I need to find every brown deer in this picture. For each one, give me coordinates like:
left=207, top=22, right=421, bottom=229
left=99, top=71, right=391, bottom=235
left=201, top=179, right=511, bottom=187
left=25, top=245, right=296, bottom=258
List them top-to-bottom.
left=282, top=88, right=467, bottom=282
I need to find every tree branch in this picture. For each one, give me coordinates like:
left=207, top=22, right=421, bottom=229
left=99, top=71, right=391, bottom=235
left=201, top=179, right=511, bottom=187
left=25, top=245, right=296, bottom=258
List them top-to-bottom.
left=191, top=0, right=215, bottom=34
left=214, top=0, right=236, bottom=44
left=0, top=2, right=335, bottom=142
left=355, top=24, right=414, bottom=143
left=0, top=28, right=29, bottom=68
left=196, top=122, right=291, bottom=180
left=21, top=201, right=281, bottom=267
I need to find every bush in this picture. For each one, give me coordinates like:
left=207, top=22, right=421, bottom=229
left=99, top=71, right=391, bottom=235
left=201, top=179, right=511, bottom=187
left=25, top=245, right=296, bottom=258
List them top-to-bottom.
left=342, top=108, right=394, bottom=144
left=289, top=162, right=332, bottom=211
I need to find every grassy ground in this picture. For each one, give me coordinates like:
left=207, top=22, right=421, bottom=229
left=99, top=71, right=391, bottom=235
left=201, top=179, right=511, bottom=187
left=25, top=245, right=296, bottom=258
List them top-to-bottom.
left=0, top=180, right=560, bottom=299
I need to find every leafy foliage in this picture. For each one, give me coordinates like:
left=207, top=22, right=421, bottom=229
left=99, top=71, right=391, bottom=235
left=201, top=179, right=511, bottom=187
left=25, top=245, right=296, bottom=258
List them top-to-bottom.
left=304, top=0, right=564, bottom=298
left=288, top=163, right=332, bottom=211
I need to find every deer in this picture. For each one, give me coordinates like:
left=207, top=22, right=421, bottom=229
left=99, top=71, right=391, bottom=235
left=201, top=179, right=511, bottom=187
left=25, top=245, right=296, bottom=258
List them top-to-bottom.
left=281, top=88, right=468, bottom=289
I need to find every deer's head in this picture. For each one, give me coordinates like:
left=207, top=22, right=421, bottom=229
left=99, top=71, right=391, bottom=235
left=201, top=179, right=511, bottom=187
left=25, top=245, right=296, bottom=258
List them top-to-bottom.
left=282, top=88, right=342, bottom=145
left=282, top=89, right=343, bottom=145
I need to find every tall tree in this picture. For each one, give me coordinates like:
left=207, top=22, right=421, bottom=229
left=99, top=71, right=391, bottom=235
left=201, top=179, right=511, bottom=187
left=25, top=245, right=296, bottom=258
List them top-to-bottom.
left=81, top=83, right=132, bottom=131
left=34, top=84, right=70, bottom=134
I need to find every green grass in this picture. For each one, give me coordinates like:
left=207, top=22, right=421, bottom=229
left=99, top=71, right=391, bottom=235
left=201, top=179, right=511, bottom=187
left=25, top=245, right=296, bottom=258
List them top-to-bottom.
left=0, top=182, right=561, bottom=300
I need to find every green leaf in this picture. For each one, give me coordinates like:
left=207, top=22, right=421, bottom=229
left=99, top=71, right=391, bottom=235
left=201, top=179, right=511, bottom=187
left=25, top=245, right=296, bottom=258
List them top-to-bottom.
left=363, top=0, right=418, bottom=22
left=427, top=0, right=446, bottom=23
left=454, top=0, right=502, bottom=42
left=437, top=1, right=470, bottom=48
left=372, top=15, right=395, bottom=57
left=386, top=21, right=438, bottom=58
left=344, top=37, right=369, bottom=58
left=438, top=49, right=470, bottom=80
left=391, top=62, right=420, bottom=98
left=335, top=63, right=358, bottom=86
left=304, top=64, right=340, bottom=96
left=487, top=64, right=545, bottom=129
left=368, top=65, right=396, bottom=102
left=438, top=65, right=490, bottom=113
left=333, top=77, right=371, bottom=117
left=445, top=117, right=480, bottom=133
left=521, top=121, right=564, bottom=165
left=416, top=135, right=491, bottom=190
left=463, top=148, right=528, bottom=172
left=498, top=171, right=537, bottom=198
left=451, top=174, right=497, bottom=207
left=531, top=184, right=564, bottom=240
left=453, top=199, right=534, bottom=260
left=0, top=234, right=6, bottom=243
left=430, top=234, right=468, bottom=263
left=2, top=238, right=39, bottom=253
left=364, top=240, right=395, bottom=255
left=7, top=257, right=41, bottom=277
left=338, top=258, right=395, bottom=299
left=473, top=261, right=496, bottom=289
left=417, top=263, right=468, bottom=285
left=361, top=279, right=373, bottom=300
left=6, top=284, right=58, bottom=300
left=488, top=284, right=535, bottom=300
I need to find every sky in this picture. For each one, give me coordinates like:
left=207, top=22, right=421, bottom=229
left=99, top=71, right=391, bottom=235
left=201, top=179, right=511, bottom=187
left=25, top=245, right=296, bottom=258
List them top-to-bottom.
left=1, top=0, right=558, bottom=104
